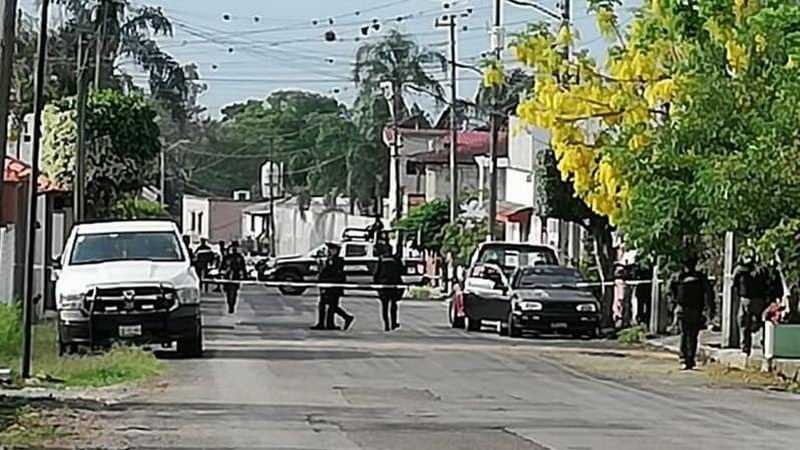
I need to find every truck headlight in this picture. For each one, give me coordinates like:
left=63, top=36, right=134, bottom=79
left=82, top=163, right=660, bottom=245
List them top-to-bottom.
left=177, top=287, right=200, bottom=305
left=58, top=293, right=84, bottom=310
left=518, top=301, right=543, bottom=311
left=577, top=303, right=597, bottom=312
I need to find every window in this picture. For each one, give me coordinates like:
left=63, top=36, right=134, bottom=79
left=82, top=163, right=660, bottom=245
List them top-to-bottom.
left=406, top=160, right=419, bottom=175
left=190, top=212, right=197, bottom=232
left=198, top=212, right=204, bottom=234
left=250, top=215, right=256, bottom=232
left=70, top=232, right=184, bottom=265
left=345, top=244, right=368, bottom=257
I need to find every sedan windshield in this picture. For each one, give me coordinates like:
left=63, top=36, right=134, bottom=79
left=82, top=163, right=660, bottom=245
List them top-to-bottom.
left=70, top=231, right=185, bottom=265
left=514, top=267, right=583, bottom=289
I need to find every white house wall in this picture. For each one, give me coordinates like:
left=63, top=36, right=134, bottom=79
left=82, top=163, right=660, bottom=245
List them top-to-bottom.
left=182, top=196, right=210, bottom=243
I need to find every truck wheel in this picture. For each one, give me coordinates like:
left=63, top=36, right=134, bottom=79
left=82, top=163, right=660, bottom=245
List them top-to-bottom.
left=277, top=272, right=306, bottom=296
left=448, top=302, right=464, bottom=329
left=508, top=313, right=521, bottom=338
left=465, top=315, right=481, bottom=332
left=178, top=318, right=203, bottom=357
left=57, top=325, right=77, bottom=356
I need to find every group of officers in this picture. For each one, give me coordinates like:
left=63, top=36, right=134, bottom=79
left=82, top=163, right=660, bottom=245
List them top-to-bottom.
left=184, top=232, right=405, bottom=333
left=183, top=236, right=247, bottom=315
left=310, top=239, right=404, bottom=332
left=669, top=251, right=785, bottom=370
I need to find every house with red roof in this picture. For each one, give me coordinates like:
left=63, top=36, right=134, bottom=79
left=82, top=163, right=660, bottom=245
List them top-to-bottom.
left=382, top=127, right=509, bottom=217
left=1, top=155, right=70, bottom=309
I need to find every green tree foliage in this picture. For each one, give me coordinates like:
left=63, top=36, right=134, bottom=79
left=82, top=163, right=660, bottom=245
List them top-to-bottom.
left=609, top=1, right=800, bottom=263
left=42, top=90, right=160, bottom=216
left=211, top=91, right=357, bottom=203
left=110, top=197, right=169, bottom=220
left=395, top=199, right=450, bottom=252
left=440, top=220, right=489, bottom=265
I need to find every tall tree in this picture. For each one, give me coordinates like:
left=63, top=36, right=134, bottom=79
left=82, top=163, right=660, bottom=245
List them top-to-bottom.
left=353, top=31, right=446, bottom=213
left=42, top=89, right=161, bottom=217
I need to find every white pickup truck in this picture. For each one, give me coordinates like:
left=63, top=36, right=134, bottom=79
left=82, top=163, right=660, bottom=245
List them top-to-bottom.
left=54, top=220, right=202, bottom=356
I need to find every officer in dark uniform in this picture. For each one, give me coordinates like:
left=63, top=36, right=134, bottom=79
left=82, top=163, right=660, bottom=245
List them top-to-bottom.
left=367, top=216, right=384, bottom=244
left=195, top=238, right=214, bottom=292
left=221, top=241, right=247, bottom=314
left=311, top=243, right=354, bottom=330
left=374, top=244, right=404, bottom=331
left=669, top=254, right=715, bottom=370
left=733, top=254, right=760, bottom=355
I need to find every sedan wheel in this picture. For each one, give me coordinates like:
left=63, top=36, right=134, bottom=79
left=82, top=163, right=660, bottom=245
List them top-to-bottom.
left=508, top=313, right=521, bottom=338
left=497, top=321, right=509, bottom=336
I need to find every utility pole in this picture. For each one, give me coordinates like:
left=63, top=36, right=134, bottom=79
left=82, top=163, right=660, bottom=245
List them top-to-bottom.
left=0, top=0, right=19, bottom=222
left=21, top=0, right=49, bottom=379
left=94, top=0, right=108, bottom=90
left=487, top=0, right=503, bottom=240
left=436, top=13, right=462, bottom=223
left=74, top=34, right=89, bottom=222
left=380, top=80, right=402, bottom=223
left=268, top=137, right=276, bottom=257
left=159, top=146, right=166, bottom=207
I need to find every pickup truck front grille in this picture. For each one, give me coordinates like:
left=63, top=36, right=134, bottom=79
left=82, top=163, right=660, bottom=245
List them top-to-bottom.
left=85, top=285, right=177, bottom=314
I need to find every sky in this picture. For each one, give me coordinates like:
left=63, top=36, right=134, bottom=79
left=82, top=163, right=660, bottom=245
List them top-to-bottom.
left=19, top=0, right=642, bottom=118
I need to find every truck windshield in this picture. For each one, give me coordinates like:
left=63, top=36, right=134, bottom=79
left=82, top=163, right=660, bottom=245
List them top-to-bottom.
left=70, top=231, right=185, bottom=265
left=478, top=246, right=558, bottom=275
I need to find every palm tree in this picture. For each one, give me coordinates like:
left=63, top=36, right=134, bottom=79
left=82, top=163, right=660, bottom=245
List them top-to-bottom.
left=45, top=1, right=194, bottom=124
left=353, top=30, right=446, bottom=123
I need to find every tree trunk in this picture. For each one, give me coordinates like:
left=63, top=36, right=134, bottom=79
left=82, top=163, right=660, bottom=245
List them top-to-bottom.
left=587, top=216, right=616, bottom=328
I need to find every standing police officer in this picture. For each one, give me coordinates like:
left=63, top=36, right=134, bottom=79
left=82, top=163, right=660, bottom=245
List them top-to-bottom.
left=221, top=241, right=247, bottom=314
left=312, top=242, right=354, bottom=331
left=374, top=243, right=403, bottom=331
left=669, top=253, right=715, bottom=370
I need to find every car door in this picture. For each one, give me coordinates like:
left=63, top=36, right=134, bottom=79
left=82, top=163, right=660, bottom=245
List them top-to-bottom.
left=342, top=242, right=373, bottom=283
left=463, top=265, right=498, bottom=321
left=479, top=265, right=512, bottom=321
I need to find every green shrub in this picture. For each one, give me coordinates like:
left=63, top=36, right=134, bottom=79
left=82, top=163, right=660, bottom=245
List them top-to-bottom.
left=0, top=304, right=22, bottom=361
left=617, top=326, right=646, bottom=345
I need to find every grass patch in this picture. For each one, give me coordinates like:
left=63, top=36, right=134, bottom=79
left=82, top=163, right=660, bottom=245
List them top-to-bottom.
left=405, top=286, right=443, bottom=300
left=0, top=304, right=164, bottom=388
left=617, top=326, right=647, bottom=345
left=706, top=364, right=800, bottom=392
left=0, top=405, right=65, bottom=447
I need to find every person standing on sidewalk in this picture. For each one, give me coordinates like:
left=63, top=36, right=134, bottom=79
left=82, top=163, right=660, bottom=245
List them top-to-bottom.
left=669, top=253, right=715, bottom=370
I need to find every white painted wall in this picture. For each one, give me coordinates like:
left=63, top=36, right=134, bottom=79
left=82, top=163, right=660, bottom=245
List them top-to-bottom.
left=424, top=165, right=480, bottom=202
left=182, top=195, right=210, bottom=243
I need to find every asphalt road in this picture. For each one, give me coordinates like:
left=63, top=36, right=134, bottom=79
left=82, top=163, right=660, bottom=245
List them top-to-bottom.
left=105, top=287, right=800, bottom=450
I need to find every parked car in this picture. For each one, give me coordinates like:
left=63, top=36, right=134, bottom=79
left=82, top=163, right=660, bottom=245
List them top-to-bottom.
left=53, top=220, right=202, bottom=356
left=256, top=233, right=425, bottom=296
left=448, top=242, right=559, bottom=328
left=455, top=262, right=601, bottom=338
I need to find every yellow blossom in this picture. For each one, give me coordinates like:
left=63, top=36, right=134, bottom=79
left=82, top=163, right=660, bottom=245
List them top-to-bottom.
left=726, top=40, right=749, bottom=74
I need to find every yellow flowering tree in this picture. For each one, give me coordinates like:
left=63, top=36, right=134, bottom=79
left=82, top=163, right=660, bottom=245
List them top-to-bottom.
left=512, top=0, right=800, bottom=261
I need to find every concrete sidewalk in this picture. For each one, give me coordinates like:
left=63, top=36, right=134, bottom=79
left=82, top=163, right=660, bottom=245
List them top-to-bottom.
left=648, top=330, right=800, bottom=380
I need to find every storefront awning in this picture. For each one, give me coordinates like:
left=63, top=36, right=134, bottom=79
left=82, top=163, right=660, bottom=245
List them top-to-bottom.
left=496, top=201, right=533, bottom=223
